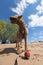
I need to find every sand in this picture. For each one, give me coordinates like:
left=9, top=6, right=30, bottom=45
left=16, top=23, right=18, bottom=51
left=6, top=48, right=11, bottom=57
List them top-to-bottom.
left=0, top=42, right=43, bottom=65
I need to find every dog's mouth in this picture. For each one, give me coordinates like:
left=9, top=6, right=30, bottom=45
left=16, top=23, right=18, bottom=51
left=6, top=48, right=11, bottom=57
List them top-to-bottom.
left=10, top=18, right=18, bottom=24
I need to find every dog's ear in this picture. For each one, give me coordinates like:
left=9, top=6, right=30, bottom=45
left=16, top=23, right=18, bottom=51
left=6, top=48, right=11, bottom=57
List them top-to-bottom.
left=18, top=15, right=22, bottom=19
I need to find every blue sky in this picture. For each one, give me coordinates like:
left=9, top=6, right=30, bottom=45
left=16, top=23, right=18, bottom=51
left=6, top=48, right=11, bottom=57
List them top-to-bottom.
left=0, top=0, right=43, bottom=42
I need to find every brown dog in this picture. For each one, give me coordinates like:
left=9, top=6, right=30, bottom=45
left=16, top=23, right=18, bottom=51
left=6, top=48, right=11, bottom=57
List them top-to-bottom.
left=10, top=15, right=28, bottom=54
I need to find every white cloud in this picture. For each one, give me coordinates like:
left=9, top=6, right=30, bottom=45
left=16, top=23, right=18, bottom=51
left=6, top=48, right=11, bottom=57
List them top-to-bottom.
left=10, top=0, right=37, bottom=15
left=10, top=0, right=27, bottom=15
left=26, top=0, right=37, bottom=4
left=28, top=0, right=43, bottom=28
left=36, top=0, right=43, bottom=14
left=41, top=0, right=43, bottom=5
left=28, top=14, right=43, bottom=27
left=30, top=31, right=43, bottom=42
left=32, top=31, right=43, bottom=37
left=31, top=35, right=43, bottom=42
left=39, top=36, right=43, bottom=38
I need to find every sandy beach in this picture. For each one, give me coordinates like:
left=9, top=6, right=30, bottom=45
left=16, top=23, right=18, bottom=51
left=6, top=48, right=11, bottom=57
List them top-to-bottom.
left=0, top=42, right=43, bottom=65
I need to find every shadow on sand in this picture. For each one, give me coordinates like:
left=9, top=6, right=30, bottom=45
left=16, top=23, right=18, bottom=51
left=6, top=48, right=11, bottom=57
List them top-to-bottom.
left=0, top=48, right=17, bottom=54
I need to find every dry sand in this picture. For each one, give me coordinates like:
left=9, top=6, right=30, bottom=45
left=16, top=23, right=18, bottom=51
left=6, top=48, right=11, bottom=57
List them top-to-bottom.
left=0, top=42, right=43, bottom=65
